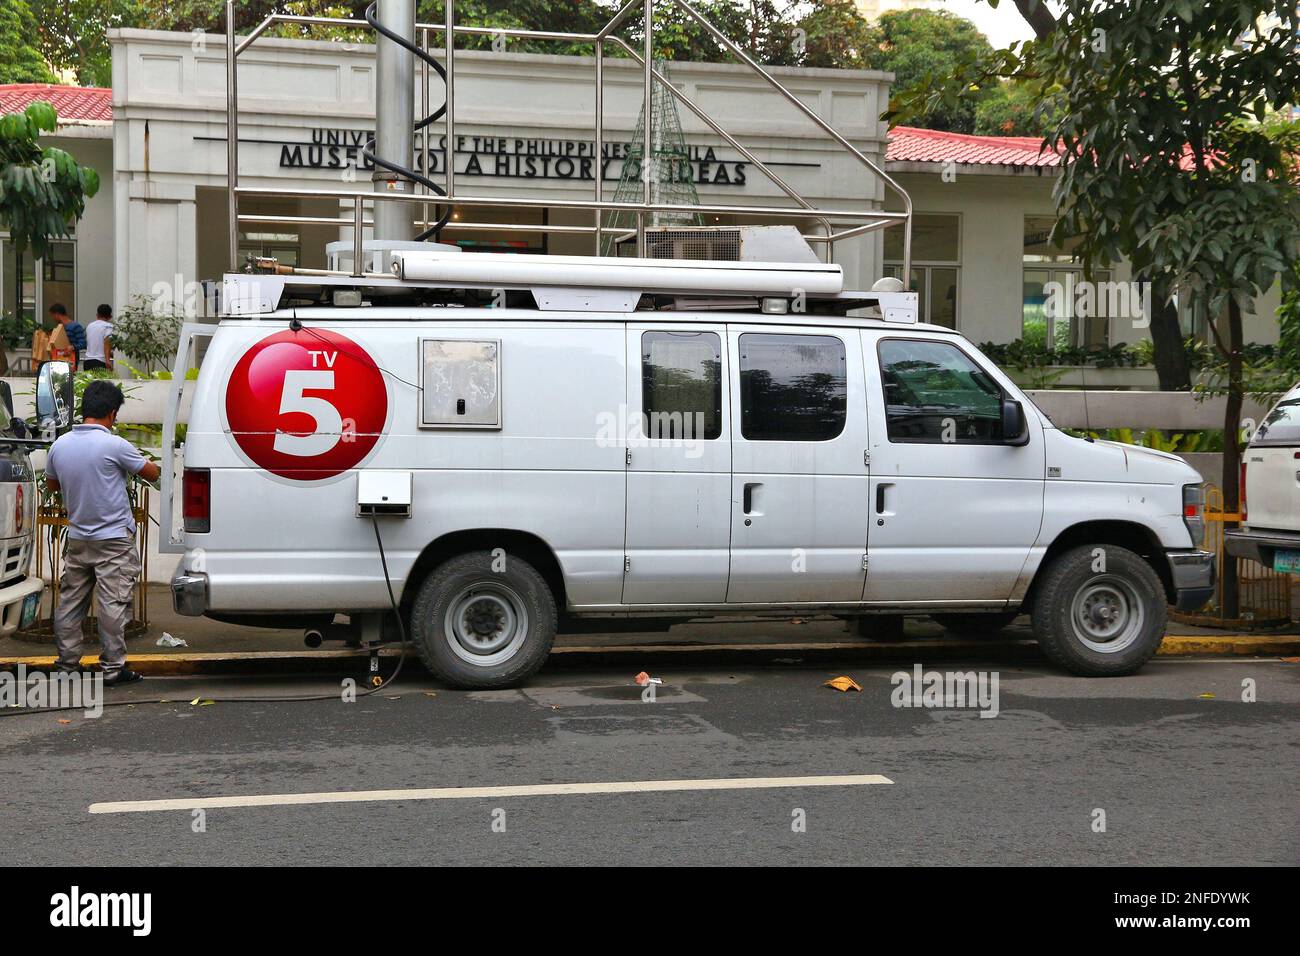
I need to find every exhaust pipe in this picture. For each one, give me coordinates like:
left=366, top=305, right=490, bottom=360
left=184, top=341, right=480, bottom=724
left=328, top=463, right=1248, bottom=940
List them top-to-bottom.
left=303, top=629, right=324, bottom=648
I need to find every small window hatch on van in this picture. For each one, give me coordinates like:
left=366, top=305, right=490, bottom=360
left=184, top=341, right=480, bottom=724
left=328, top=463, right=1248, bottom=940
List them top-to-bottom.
left=419, top=339, right=501, bottom=429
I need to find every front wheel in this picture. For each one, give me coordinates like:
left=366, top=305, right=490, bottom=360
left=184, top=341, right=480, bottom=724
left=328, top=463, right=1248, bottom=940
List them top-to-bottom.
left=1031, top=544, right=1166, bottom=676
left=410, top=550, right=557, bottom=689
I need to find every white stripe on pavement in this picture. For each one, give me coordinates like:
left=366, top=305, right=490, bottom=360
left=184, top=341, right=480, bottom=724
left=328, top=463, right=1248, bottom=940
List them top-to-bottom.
left=89, top=773, right=894, bottom=814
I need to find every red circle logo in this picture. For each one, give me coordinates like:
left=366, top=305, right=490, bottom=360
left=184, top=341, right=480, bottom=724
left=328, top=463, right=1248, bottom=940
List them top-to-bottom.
left=224, top=329, right=389, bottom=481
left=14, top=484, right=23, bottom=533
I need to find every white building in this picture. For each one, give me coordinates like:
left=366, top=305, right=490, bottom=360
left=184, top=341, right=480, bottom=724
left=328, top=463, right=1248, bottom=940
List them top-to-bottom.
left=0, top=28, right=1282, bottom=363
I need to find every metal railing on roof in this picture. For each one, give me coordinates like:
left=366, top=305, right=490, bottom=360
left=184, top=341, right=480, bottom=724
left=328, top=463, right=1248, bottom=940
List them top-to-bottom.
left=222, top=0, right=913, bottom=280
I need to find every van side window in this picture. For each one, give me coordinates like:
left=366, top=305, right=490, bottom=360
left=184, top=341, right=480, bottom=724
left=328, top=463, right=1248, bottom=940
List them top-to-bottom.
left=641, top=331, right=722, bottom=441
left=738, top=333, right=846, bottom=442
left=878, top=338, right=1004, bottom=443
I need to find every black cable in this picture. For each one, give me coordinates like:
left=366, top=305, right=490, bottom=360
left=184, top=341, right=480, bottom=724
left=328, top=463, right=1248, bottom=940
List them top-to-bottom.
left=362, top=1, right=454, bottom=241
left=292, top=323, right=424, bottom=394
left=0, top=517, right=413, bottom=717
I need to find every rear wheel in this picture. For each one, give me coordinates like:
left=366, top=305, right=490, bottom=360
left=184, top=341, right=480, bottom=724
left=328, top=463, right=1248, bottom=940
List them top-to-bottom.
left=1031, top=544, right=1166, bottom=676
left=410, top=550, right=557, bottom=689
left=930, top=611, right=1019, bottom=635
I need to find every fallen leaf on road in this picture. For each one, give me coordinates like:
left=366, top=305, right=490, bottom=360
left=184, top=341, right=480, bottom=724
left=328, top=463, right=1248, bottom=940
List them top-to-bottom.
left=824, top=676, right=862, bottom=693
left=1197, top=693, right=1215, bottom=699
left=190, top=698, right=215, bottom=706
left=57, top=719, right=71, bottom=725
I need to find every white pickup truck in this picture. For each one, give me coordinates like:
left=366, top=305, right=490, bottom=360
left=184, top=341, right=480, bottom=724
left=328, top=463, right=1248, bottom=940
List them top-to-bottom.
left=1226, top=382, right=1300, bottom=574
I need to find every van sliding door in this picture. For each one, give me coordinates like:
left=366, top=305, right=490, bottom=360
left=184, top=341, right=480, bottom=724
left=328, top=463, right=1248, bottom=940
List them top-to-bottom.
left=725, top=326, right=870, bottom=604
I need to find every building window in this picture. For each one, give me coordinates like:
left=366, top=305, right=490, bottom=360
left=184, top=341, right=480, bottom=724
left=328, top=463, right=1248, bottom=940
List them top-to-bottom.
left=884, top=213, right=960, bottom=329
left=1022, top=216, right=1109, bottom=350
left=641, top=331, right=722, bottom=441
left=738, top=333, right=846, bottom=442
left=878, top=338, right=1005, bottom=443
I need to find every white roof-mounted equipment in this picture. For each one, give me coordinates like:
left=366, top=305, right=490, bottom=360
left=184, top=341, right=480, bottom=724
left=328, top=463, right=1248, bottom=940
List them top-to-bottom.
left=390, top=249, right=843, bottom=299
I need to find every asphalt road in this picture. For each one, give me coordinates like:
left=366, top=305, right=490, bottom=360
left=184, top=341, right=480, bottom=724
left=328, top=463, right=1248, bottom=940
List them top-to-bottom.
left=2, top=657, right=1296, bottom=866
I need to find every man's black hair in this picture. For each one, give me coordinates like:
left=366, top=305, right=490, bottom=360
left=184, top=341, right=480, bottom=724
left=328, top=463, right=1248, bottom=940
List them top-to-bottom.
left=48, top=303, right=69, bottom=317
left=96, top=303, right=112, bottom=318
left=82, top=380, right=126, bottom=420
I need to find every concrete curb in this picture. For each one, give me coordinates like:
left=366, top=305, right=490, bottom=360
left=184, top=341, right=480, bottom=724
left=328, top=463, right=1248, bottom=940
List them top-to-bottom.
left=2, top=635, right=1296, bottom=676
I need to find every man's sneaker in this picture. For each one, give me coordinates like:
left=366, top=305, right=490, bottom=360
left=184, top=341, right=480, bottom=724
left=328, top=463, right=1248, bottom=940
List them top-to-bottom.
left=103, top=669, right=144, bottom=687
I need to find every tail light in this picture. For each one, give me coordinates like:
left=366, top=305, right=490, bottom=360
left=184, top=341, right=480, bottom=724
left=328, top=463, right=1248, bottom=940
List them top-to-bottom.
left=1239, top=460, right=1247, bottom=523
left=182, top=468, right=210, bottom=533
left=1182, top=483, right=1205, bottom=548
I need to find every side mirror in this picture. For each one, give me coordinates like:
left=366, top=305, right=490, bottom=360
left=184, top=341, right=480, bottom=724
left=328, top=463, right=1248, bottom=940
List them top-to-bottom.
left=35, top=360, right=74, bottom=438
left=1001, top=398, right=1029, bottom=446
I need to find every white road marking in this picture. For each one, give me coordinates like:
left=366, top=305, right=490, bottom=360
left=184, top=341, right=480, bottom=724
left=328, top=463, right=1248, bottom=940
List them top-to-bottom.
left=89, top=773, right=893, bottom=814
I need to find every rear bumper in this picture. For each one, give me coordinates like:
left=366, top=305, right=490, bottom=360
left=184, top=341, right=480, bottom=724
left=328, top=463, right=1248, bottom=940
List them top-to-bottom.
left=1225, top=527, right=1300, bottom=567
left=1167, top=550, right=1216, bottom=613
left=171, top=571, right=209, bottom=617
left=0, top=575, right=44, bottom=635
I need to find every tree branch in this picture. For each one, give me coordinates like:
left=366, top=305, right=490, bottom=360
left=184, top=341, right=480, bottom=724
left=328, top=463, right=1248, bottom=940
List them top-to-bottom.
left=1011, top=0, right=1058, bottom=41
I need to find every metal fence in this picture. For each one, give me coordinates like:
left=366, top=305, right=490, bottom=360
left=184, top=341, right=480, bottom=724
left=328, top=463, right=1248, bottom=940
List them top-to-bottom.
left=1173, top=483, right=1294, bottom=627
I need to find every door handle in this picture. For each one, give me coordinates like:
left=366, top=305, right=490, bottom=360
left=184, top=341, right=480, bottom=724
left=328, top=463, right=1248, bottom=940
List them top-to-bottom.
left=743, top=482, right=761, bottom=515
left=875, top=482, right=894, bottom=515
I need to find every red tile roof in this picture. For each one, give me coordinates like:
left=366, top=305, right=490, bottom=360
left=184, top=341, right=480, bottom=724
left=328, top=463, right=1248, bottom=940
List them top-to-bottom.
left=0, top=84, right=112, bottom=123
left=887, top=125, right=1060, bottom=169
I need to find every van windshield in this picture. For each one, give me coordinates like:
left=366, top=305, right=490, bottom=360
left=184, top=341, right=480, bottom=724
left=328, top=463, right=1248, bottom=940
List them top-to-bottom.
left=1253, top=397, right=1300, bottom=446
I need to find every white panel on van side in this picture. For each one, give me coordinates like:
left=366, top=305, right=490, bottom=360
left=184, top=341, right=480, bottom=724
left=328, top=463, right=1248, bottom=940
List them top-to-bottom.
left=420, top=338, right=501, bottom=428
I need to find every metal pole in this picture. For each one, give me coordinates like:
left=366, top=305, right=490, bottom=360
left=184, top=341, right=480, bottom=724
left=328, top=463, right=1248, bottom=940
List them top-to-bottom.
left=373, top=0, right=416, bottom=241
left=445, top=0, right=456, bottom=202
left=641, top=0, right=653, bottom=250
left=226, top=1, right=239, bottom=272
left=420, top=25, right=429, bottom=235
left=595, top=40, right=603, bottom=255
left=353, top=198, right=365, bottom=276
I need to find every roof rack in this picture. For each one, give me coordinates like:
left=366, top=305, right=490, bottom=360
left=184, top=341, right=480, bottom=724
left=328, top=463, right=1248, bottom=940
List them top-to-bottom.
left=221, top=0, right=915, bottom=279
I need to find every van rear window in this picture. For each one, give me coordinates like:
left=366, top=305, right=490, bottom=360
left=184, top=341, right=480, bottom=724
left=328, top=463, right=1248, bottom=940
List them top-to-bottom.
left=1253, top=398, right=1300, bottom=446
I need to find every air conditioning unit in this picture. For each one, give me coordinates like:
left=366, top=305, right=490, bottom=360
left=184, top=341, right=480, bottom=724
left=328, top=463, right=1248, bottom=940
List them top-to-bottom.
left=622, top=225, right=820, bottom=264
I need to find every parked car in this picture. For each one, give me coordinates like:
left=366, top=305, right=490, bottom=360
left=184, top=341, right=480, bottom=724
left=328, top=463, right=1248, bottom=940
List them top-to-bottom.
left=164, top=251, right=1214, bottom=688
left=1226, top=382, right=1300, bottom=574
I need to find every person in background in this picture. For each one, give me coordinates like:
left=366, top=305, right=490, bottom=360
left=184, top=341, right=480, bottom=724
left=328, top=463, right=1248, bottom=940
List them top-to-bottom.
left=48, top=303, right=86, bottom=370
left=83, top=304, right=114, bottom=372
left=46, top=380, right=162, bottom=686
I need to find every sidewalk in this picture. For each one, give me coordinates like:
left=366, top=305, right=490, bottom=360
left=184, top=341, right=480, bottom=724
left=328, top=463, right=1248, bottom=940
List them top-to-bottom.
left=2, top=584, right=1296, bottom=675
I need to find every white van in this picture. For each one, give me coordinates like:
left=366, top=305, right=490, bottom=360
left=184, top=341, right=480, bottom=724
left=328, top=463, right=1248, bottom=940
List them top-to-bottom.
left=165, top=251, right=1214, bottom=687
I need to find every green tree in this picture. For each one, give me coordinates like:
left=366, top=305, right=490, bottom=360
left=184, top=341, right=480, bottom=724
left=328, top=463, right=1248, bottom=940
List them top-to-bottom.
left=0, top=0, right=54, bottom=83
left=29, top=0, right=146, bottom=88
left=796, top=0, right=880, bottom=70
left=875, top=8, right=994, bottom=132
left=973, top=79, right=1061, bottom=136
left=0, top=101, right=101, bottom=259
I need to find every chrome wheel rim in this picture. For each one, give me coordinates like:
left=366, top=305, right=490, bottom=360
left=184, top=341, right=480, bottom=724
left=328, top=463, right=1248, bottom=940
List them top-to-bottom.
left=1070, top=575, right=1145, bottom=653
left=444, top=583, right=529, bottom=667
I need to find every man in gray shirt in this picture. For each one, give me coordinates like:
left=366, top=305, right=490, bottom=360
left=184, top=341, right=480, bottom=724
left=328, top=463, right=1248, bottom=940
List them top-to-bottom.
left=45, top=380, right=162, bottom=685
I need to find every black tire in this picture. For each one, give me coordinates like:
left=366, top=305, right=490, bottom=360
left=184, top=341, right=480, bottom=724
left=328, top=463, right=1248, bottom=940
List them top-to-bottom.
left=1030, top=544, right=1166, bottom=676
left=409, top=550, right=557, bottom=689
left=930, top=611, right=1019, bottom=635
